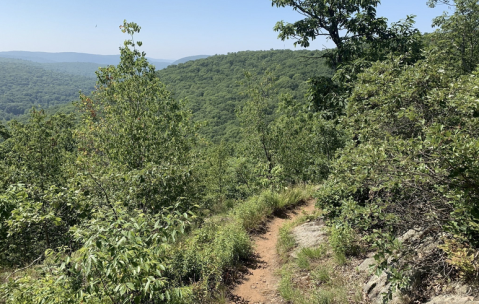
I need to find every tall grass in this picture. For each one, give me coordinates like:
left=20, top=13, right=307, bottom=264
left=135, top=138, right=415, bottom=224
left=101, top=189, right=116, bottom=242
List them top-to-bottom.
left=166, top=185, right=314, bottom=302
left=231, top=185, right=314, bottom=231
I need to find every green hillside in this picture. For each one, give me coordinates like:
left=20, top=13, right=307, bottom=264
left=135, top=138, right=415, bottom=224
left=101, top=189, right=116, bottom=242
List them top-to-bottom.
left=157, top=49, right=332, bottom=141
left=1, top=50, right=331, bottom=130
left=171, top=55, right=210, bottom=65
left=0, top=58, right=95, bottom=121
left=39, top=62, right=105, bottom=77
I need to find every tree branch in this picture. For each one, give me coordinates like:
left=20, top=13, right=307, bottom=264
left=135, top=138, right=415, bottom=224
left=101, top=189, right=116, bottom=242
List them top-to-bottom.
left=5, top=254, right=43, bottom=281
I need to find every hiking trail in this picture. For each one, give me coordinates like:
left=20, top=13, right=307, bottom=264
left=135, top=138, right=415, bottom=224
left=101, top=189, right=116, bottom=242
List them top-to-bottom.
left=230, top=199, right=316, bottom=304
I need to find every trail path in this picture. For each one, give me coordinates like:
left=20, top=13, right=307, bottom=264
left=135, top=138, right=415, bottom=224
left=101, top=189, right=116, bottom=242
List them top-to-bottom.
left=230, top=199, right=316, bottom=304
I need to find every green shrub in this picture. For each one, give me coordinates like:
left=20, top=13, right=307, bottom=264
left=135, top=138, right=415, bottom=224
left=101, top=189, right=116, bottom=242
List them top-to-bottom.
left=329, top=222, right=358, bottom=259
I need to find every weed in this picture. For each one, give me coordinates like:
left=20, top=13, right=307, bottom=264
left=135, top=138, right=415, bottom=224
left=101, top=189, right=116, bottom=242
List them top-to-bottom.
left=232, top=185, right=312, bottom=232
left=279, top=185, right=313, bottom=208
left=278, top=222, right=297, bottom=259
left=329, top=222, right=359, bottom=260
left=296, top=246, right=326, bottom=270
left=301, top=246, right=326, bottom=260
left=297, top=252, right=311, bottom=270
left=334, top=252, right=347, bottom=265
left=278, top=265, right=306, bottom=303
left=311, top=265, right=331, bottom=284
left=312, top=287, right=349, bottom=304
left=313, top=289, right=336, bottom=304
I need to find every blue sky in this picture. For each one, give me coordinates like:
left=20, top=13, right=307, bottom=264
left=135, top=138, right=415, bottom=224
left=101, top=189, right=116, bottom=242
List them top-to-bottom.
left=1, top=0, right=450, bottom=60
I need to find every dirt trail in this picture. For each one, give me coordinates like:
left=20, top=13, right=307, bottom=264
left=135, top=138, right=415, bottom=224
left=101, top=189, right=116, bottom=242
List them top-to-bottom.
left=230, top=199, right=316, bottom=304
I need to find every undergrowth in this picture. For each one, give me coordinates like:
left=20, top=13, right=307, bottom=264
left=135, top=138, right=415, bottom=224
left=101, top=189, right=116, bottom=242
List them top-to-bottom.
left=0, top=185, right=313, bottom=304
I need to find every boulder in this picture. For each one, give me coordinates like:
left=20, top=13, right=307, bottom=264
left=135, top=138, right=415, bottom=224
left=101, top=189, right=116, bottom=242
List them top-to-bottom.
left=290, top=220, right=327, bottom=258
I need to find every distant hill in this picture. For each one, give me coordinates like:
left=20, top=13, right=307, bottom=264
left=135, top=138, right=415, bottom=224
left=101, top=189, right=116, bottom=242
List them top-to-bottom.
left=156, top=49, right=332, bottom=142
left=0, top=50, right=331, bottom=135
left=0, top=51, right=211, bottom=72
left=0, top=51, right=122, bottom=65
left=0, top=51, right=174, bottom=65
left=0, top=53, right=223, bottom=122
left=171, top=55, right=210, bottom=65
left=0, top=57, right=95, bottom=121
left=0, top=57, right=103, bottom=78
left=147, top=60, right=172, bottom=70
left=40, top=62, right=106, bottom=78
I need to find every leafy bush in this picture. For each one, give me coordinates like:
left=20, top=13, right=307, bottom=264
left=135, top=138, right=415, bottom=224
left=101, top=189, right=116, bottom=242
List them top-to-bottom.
left=316, top=49, right=479, bottom=297
left=1, top=203, right=191, bottom=304
left=328, top=222, right=358, bottom=262
left=439, top=238, right=479, bottom=279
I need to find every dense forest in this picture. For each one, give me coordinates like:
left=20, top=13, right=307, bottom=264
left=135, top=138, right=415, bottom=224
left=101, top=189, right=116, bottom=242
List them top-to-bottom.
left=1, top=0, right=479, bottom=303
left=0, top=50, right=331, bottom=141
left=157, top=50, right=331, bottom=141
left=0, top=58, right=95, bottom=121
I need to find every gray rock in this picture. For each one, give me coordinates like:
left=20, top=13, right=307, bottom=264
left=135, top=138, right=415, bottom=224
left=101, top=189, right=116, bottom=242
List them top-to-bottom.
left=290, top=221, right=327, bottom=258
left=362, top=228, right=477, bottom=304
left=363, top=229, right=426, bottom=304
left=398, top=229, right=423, bottom=243
left=357, top=256, right=376, bottom=273
left=364, top=271, right=407, bottom=304
left=364, top=272, right=390, bottom=301
left=455, top=283, right=471, bottom=296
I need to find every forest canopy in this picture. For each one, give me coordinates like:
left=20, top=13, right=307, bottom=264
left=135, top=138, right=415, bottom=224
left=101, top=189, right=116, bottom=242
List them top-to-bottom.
left=156, top=49, right=332, bottom=142
left=0, top=58, right=95, bottom=121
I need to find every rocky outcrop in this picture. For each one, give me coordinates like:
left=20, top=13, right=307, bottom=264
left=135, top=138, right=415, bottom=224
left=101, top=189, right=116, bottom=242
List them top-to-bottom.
left=290, top=220, right=327, bottom=258
left=289, top=223, right=478, bottom=304
left=358, top=229, right=477, bottom=304
left=359, top=256, right=405, bottom=304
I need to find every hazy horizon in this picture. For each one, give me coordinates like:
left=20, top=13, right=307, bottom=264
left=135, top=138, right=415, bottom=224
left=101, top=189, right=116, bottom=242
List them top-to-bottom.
left=2, top=1, right=450, bottom=59
left=0, top=50, right=180, bottom=62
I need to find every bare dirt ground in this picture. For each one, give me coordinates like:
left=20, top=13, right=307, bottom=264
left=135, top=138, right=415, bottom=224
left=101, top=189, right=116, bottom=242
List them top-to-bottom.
left=230, top=199, right=316, bottom=304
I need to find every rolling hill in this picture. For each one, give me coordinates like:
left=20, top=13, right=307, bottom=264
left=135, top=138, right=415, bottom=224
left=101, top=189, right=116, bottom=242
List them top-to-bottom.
left=156, top=49, right=331, bottom=142
left=0, top=50, right=331, bottom=141
left=0, top=51, right=174, bottom=66
left=0, top=51, right=211, bottom=72
left=171, top=55, right=210, bottom=65
left=0, top=57, right=95, bottom=121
